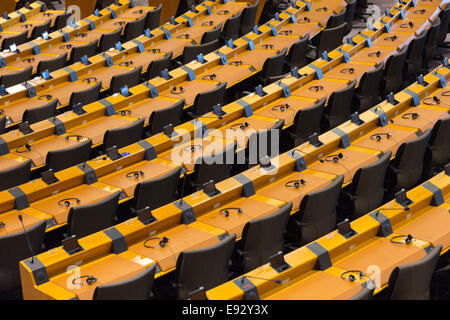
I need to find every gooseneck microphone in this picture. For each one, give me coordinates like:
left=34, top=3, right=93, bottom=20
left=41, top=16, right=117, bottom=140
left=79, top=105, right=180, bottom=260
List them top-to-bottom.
left=293, top=149, right=324, bottom=163
left=18, top=215, right=35, bottom=264
left=241, top=275, right=281, bottom=284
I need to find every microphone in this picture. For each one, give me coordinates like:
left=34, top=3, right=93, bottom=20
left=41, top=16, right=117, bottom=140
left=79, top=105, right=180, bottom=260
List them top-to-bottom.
left=374, top=106, right=394, bottom=123
left=293, top=149, right=324, bottom=163
left=179, top=168, right=187, bottom=205
left=377, top=206, right=410, bottom=212
left=18, top=215, right=35, bottom=264
left=241, top=275, right=281, bottom=284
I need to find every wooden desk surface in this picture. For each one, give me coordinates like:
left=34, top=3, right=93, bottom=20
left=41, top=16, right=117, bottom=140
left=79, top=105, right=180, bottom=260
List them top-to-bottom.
left=311, top=0, right=348, bottom=13
left=415, top=0, right=444, bottom=6
left=117, top=6, right=155, bottom=20
left=300, top=10, right=334, bottom=25
left=195, top=14, right=232, bottom=30
left=97, top=17, right=137, bottom=31
left=4, top=20, right=47, bottom=37
left=278, top=21, right=322, bottom=38
left=171, top=26, right=212, bottom=44
left=70, top=28, right=119, bottom=44
left=371, top=32, right=414, bottom=50
left=255, top=35, right=300, bottom=52
left=146, top=38, right=192, bottom=58
left=41, top=41, right=91, bottom=56
left=349, top=46, right=395, bottom=65
left=228, top=49, right=277, bottom=71
left=122, top=50, right=166, bottom=73
left=8, top=53, right=60, bottom=74
left=324, top=62, right=375, bottom=83
left=199, top=64, right=255, bottom=88
left=83, top=65, right=135, bottom=90
left=0, top=66, right=25, bottom=77
left=292, top=78, right=348, bottom=100
left=161, top=80, right=220, bottom=106
left=39, top=81, right=94, bottom=106
left=2, top=97, right=53, bottom=124
left=126, top=97, right=180, bottom=125
left=254, top=97, right=316, bottom=126
left=392, top=107, right=449, bottom=132
left=0, top=155, right=24, bottom=170
left=99, top=158, right=181, bottom=197
left=0, top=207, right=50, bottom=236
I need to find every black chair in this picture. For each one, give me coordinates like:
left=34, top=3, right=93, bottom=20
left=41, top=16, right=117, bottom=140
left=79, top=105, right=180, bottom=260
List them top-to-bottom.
left=240, top=0, right=259, bottom=36
left=344, top=0, right=357, bottom=35
left=145, top=4, right=162, bottom=30
left=437, top=7, right=450, bottom=48
left=326, top=8, right=347, bottom=29
left=54, top=11, right=73, bottom=30
left=222, top=11, right=242, bottom=41
left=122, top=15, right=146, bottom=43
left=422, top=17, right=440, bottom=67
left=31, top=19, right=51, bottom=40
left=306, top=23, right=347, bottom=61
left=201, top=24, right=222, bottom=44
left=98, top=27, right=123, bottom=52
left=1, top=31, right=28, bottom=51
left=403, top=31, right=427, bottom=83
left=285, top=34, right=309, bottom=70
left=69, top=40, right=98, bottom=65
left=180, top=40, right=219, bottom=65
left=381, top=46, right=408, bottom=98
left=260, top=48, right=288, bottom=85
left=145, top=52, right=173, bottom=80
left=36, top=53, right=67, bottom=75
left=354, top=62, right=384, bottom=113
left=0, top=66, right=32, bottom=87
left=109, top=66, right=143, bottom=95
left=322, top=80, right=356, bottom=131
left=68, top=81, right=102, bottom=108
left=191, top=82, right=227, bottom=117
left=290, top=97, right=325, bottom=147
left=148, top=98, right=184, bottom=135
left=22, top=99, right=57, bottom=124
left=0, top=116, right=5, bottom=134
left=424, top=116, right=450, bottom=177
left=103, top=118, right=144, bottom=150
left=385, top=129, right=432, bottom=193
left=45, top=139, right=92, bottom=172
left=192, top=142, right=236, bottom=189
left=338, top=151, right=391, bottom=220
left=0, top=159, right=32, bottom=191
left=131, top=167, right=182, bottom=214
left=286, top=175, right=344, bottom=246
left=67, top=192, right=120, bottom=239
left=232, top=203, right=292, bottom=273
left=0, top=220, right=46, bottom=292
left=174, top=234, right=236, bottom=300
left=387, top=244, right=442, bottom=300
left=93, top=265, right=157, bottom=300
left=349, top=287, right=374, bottom=300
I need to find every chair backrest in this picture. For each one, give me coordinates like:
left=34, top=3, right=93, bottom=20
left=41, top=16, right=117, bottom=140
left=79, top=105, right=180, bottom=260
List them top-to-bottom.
left=240, top=0, right=259, bottom=36
left=344, top=0, right=357, bottom=35
left=145, top=4, right=162, bottom=30
left=326, top=7, right=347, bottom=29
left=437, top=7, right=450, bottom=44
left=222, top=10, right=242, bottom=41
left=54, top=11, right=73, bottom=30
left=123, top=15, right=146, bottom=42
left=423, top=17, right=440, bottom=64
left=31, top=19, right=51, bottom=39
left=201, top=23, right=222, bottom=44
left=316, top=23, right=347, bottom=55
left=99, top=27, right=123, bottom=52
left=2, top=31, right=28, bottom=50
left=404, top=31, right=427, bottom=78
left=286, top=34, right=309, bottom=69
left=69, top=40, right=98, bottom=64
left=181, top=40, right=219, bottom=65
left=382, top=46, right=408, bottom=96
left=260, top=48, right=288, bottom=79
left=146, top=51, right=173, bottom=80
left=37, top=53, right=68, bottom=75
left=356, top=62, right=384, bottom=112
left=0, top=66, right=32, bottom=87
left=109, top=66, right=143, bottom=94
left=325, top=80, right=357, bottom=129
left=68, top=81, right=102, bottom=108
left=192, top=82, right=227, bottom=117
left=292, top=97, right=325, bottom=146
left=148, top=98, right=184, bottom=135
left=22, top=99, right=58, bottom=124
left=0, top=116, right=5, bottom=134
left=428, top=116, right=450, bottom=169
left=103, top=118, right=144, bottom=150
left=246, top=119, right=285, bottom=164
left=390, top=129, right=432, bottom=191
left=45, top=139, right=92, bottom=172
left=193, top=143, right=236, bottom=188
left=350, top=151, right=392, bottom=219
left=0, top=159, right=32, bottom=191
left=133, top=166, right=182, bottom=212
left=297, top=175, right=344, bottom=245
left=67, top=192, right=120, bottom=239
left=240, top=202, right=292, bottom=272
left=0, top=220, right=46, bottom=291
left=175, top=234, right=236, bottom=300
left=388, top=244, right=442, bottom=300
left=93, top=265, right=157, bottom=300
left=349, top=287, right=374, bottom=300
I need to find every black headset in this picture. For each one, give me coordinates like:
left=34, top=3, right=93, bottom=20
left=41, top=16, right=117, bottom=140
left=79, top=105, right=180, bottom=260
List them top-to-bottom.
left=315, top=7, right=328, bottom=12
left=217, top=10, right=230, bottom=15
left=297, top=17, right=311, bottom=23
left=114, top=21, right=126, bottom=26
left=201, top=21, right=214, bottom=26
left=400, top=21, right=414, bottom=29
left=279, top=30, right=293, bottom=35
left=76, top=32, right=88, bottom=38
left=176, top=33, right=191, bottom=39
left=384, top=35, right=398, bottom=41
left=59, top=44, right=73, bottom=50
left=262, top=44, right=274, bottom=49
left=148, top=48, right=161, bottom=53
left=368, top=51, right=381, bottom=57
left=22, top=57, right=35, bottom=63
left=229, top=60, right=243, bottom=66
left=119, top=61, right=134, bottom=67
left=340, top=67, right=355, bottom=74
left=202, top=74, right=217, bottom=81
left=82, top=77, right=98, bottom=84
left=309, top=85, right=324, bottom=92
left=170, top=86, right=185, bottom=94
left=38, top=94, right=53, bottom=100
left=271, top=104, right=290, bottom=112
left=402, top=112, right=420, bottom=120
left=230, top=122, right=250, bottom=131
left=370, top=133, right=392, bottom=141
left=65, top=135, right=85, bottom=141
left=16, top=144, right=33, bottom=153
left=183, top=144, right=202, bottom=152
left=324, top=153, right=344, bottom=163
left=126, top=171, right=144, bottom=179
left=285, top=179, right=306, bottom=189
left=58, top=198, right=81, bottom=208
left=219, top=207, right=242, bottom=217
left=390, top=234, right=414, bottom=245
left=144, top=236, right=169, bottom=248
left=341, top=270, right=365, bottom=282
left=72, top=275, right=97, bottom=286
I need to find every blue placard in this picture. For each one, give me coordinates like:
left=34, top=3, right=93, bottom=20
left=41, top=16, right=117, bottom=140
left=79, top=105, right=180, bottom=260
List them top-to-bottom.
left=129, top=0, right=136, bottom=8
left=412, top=0, right=416, bottom=7
left=306, top=2, right=311, bottom=11
left=203, top=4, right=212, bottom=15
left=191, top=5, right=199, bottom=13
left=94, top=9, right=101, bottom=17
left=109, top=9, right=117, bottom=19
left=385, top=9, right=392, bottom=17
left=400, top=9, right=405, bottom=19
left=19, top=12, right=26, bottom=22
left=275, top=12, right=280, bottom=21
left=290, top=14, right=296, bottom=23
left=169, top=16, right=176, bottom=25
left=186, top=18, right=193, bottom=27
left=70, top=19, right=78, bottom=28
left=87, top=20, right=95, bottom=30
left=368, top=22, right=373, bottom=30
left=385, top=22, right=391, bottom=33
left=0, top=24, right=3, bottom=32
left=253, top=25, right=260, bottom=34
left=271, top=26, right=278, bottom=36
left=144, top=28, right=152, bottom=38
left=164, top=28, right=171, bottom=39
left=42, top=31, right=49, bottom=40
left=62, top=31, right=70, bottom=42
left=347, top=36, right=356, bottom=46
left=366, top=37, right=372, bottom=47
left=227, top=39, right=234, bottom=48
left=247, top=40, right=255, bottom=50
left=115, top=42, right=123, bottom=51
left=137, top=42, right=145, bottom=53
left=9, top=44, right=17, bottom=52
left=32, top=44, right=41, bottom=54
left=321, top=51, right=329, bottom=61
left=342, top=52, right=350, bottom=63
left=197, top=53, right=204, bottom=63
left=81, top=55, right=90, bottom=65
left=105, top=55, right=114, bottom=67
left=220, top=55, right=228, bottom=65
left=0, top=57, right=6, bottom=68
left=443, top=57, right=449, bottom=67
left=291, top=67, right=300, bottom=78
left=315, top=68, right=323, bottom=80
left=160, top=69, right=170, bottom=80
left=42, top=70, right=51, bottom=80
left=69, top=71, right=78, bottom=82
left=439, top=75, right=447, bottom=88
left=0, top=85, right=7, bottom=95
left=255, top=85, right=264, bottom=96
left=282, top=85, right=291, bottom=98
left=27, top=86, right=36, bottom=98
left=120, top=86, right=130, bottom=96
left=149, top=86, right=158, bottom=98
left=410, top=93, right=420, bottom=106
left=379, top=113, right=388, bottom=127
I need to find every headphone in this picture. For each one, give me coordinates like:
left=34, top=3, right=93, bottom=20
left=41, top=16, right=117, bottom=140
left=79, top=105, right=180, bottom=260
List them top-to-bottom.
left=315, top=7, right=328, bottom=12
left=133, top=9, right=145, bottom=14
left=413, top=9, right=426, bottom=14
left=217, top=10, right=230, bottom=15
left=297, top=17, right=311, bottom=23
left=114, top=21, right=126, bottom=26
left=201, top=21, right=214, bottom=26
left=400, top=21, right=414, bottom=29
left=21, top=23, right=33, bottom=29
left=280, top=30, right=293, bottom=35
left=76, top=32, right=88, bottom=38
left=176, top=34, right=191, bottom=39
left=384, top=35, right=398, bottom=41
left=59, top=44, right=73, bottom=50
left=262, top=44, right=274, bottom=49
left=148, top=48, right=161, bottom=53
left=368, top=51, right=381, bottom=57
left=22, top=57, right=35, bottom=63
left=119, top=61, right=134, bottom=67
left=229, top=61, right=243, bottom=66
left=340, top=67, right=355, bottom=74
left=202, top=74, right=217, bottom=81
left=82, top=77, right=98, bottom=84
left=309, top=85, right=324, bottom=92
left=170, top=86, right=185, bottom=94
left=442, top=91, right=450, bottom=96
left=38, top=94, right=53, bottom=100
left=423, top=96, right=441, bottom=105
left=272, top=104, right=290, bottom=112
left=118, top=110, right=132, bottom=116
left=402, top=112, right=420, bottom=120
left=230, top=122, right=250, bottom=131
left=370, top=133, right=392, bottom=141
left=65, top=135, right=85, bottom=141
left=16, top=144, right=33, bottom=153
left=183, top=144, right=202, bottom=152
left=324, top=153, right=344, bottom=163
left=126, top=171, right=144, bottom=179
left=285, top=179, right=306, bottom=189
left=58, top=198, right=81, bottom=208
left=219, top=207, right=242, bottom=217
left=0, top=221, right=5, bottom=230
left=391, top=234, right=414, bottom=245
left=144, top=236, right=169, bottom=248
left=341, top=270, right=365, bottom=282
left=72, top=275, right=97, bottom=286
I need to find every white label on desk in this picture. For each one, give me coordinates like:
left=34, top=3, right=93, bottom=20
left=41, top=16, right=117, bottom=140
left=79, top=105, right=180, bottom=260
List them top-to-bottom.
left=132, top=256, right=154, bottom=266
